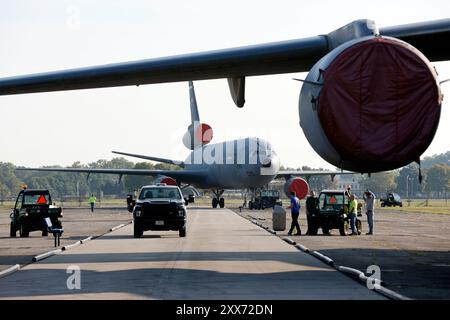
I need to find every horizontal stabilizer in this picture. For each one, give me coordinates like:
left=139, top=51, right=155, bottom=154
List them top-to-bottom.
left=112, top=151, right=184, bottom=167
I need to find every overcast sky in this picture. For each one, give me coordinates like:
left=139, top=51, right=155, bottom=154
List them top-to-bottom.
left=1, top=0, right=449, bottom=169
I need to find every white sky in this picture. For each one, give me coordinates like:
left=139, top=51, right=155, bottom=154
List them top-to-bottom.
left=1, top=0, right=449, bottom=169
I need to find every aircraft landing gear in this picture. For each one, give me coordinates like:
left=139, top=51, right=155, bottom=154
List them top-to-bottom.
left=212, top=190, right=225, bottom=208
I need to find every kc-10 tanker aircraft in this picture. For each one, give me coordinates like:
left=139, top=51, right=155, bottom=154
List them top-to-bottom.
left=1, top=19, right=449, bottom=175
left=16, top=81, right=349, bottom=208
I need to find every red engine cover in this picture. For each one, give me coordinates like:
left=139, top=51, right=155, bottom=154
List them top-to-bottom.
left=318, top=37, right=442, bottom=172
left=195, top=123, right=213, bottom=144
left=155, top=176, right=177, bottom=186
left=286, top=177, right=309, bottom=200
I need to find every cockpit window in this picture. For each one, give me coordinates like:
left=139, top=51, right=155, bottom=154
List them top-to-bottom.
left=139, top=187, right=181, bottom=200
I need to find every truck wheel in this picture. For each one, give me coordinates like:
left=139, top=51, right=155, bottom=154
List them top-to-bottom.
left=212, top=198, right=218, bottom=208
left=219, top=198, right=225, bottom=208
left=249, top=201, right=253, bottom=210
left=381, top=203, right=385, bottom=207
left=339, top=221, right=349, bottom=236
left=10, top=223, right=16, bottom=238
left=19, top=224, right=29, bottom=238
left=133, top=224, right=143, bottom=238
left=179, top=227, right=186, bottom=237
left=322, top=227, right=330, bottom=235
left=42, top=230, right=48, bottom=237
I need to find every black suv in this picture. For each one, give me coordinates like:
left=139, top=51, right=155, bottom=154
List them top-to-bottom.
left=128, top=185, right=187, bottom=238
left=10, top=189, right=63, bottom=237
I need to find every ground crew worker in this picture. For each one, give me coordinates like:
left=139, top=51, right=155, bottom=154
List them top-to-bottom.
left=363, top=189, right=376, bottom=235
left=305, top=190, right=319, bottom=235
left=287, top=191, right=301, bottom=236
left=88, top=193, right=97, bottom=213
left=348, top=194, right=358, bottom=235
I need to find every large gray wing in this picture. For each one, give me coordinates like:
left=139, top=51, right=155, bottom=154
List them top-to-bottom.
left=0, top=19, right=449, bottom=97
left=16, top=167, right=208, bottom=185
left=275, top=170, right=357, bottom=180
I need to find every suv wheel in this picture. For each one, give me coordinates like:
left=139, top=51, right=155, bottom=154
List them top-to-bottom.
left=10, top=222, right=16, bottom=238
left=19, top=224, right=29, bottom=238
left=133, top=224, right=143, bottom=238
left=179, top=227, right=186, bottom=237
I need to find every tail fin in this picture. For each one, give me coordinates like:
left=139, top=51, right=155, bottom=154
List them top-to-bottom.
left=189, top=81, right=200, bottom=125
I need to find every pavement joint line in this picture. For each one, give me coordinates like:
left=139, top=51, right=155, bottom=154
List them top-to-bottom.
left=0, top=264, right=20, bottom=279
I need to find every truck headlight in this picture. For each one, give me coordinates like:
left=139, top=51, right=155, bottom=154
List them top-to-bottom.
left=134, top=209, right=141, bottom=217
left=177, top=209, right=185, bottom=216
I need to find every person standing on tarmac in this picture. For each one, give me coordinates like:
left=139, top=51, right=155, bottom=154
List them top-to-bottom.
left=363, top=189, right=376, bottom=235
left=305, top=190, right=319, bottom=235
left=287, top=191, right=301, bottom=236
left=88, top=193, right=97, bottom=213
left=348, top=194, right=358, bottom=235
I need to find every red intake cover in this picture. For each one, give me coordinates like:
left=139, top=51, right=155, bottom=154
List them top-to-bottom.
left=318, top=37, right=441, bottom=171
left=195, top=123, right=213, bottom=144
left=158, top=177, right=177, bottom=186
left=287, top=177, right=309, bottom=200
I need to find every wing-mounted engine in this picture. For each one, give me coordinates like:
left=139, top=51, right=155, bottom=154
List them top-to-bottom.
left=299, top=20, right=442, bottom=173
left=182, top=122, right=213, bottom=150
left=284, top=177, right=309, bottom=200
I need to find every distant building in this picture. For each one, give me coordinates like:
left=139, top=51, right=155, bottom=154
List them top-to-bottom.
left=335, top=175, right=362, bottom=194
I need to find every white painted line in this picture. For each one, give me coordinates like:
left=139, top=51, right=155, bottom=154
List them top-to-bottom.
left=110, top=223, right=126, bottom=232
left=80, top=236, right=92, bottom=244
left=282, top=237, right=296, bottom=245
left=62, top=241, right=81, bottom=251
left=294, top=243, right=310, bottom=253
left=32, top=249, right=61, bottom=262
left=311, top=251, right=334, bottom=266
left=0, top=264, right=20, bottom=279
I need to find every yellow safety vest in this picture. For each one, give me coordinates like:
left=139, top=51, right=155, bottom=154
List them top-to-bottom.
left=88, top=196, right=96, bottom=203
left=348, top=199, right=358, bottom=215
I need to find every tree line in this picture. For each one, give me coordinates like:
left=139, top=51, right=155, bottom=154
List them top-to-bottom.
left=1, top=151, right=449, bottom=201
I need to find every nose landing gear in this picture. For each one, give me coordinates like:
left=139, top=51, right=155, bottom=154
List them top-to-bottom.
left=212, top=190, right=225, bottom=208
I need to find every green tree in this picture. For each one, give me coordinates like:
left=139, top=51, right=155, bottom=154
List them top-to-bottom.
left=424, top=164, right=450, bottom=198
left=360, top=171, right=398, bottom=196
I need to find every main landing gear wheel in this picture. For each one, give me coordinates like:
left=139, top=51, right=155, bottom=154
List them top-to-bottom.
left=212, top=198, right=218, bottom=208
left=219, top=198, right=225, bottom=208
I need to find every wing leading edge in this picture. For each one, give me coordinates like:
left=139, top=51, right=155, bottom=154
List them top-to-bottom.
left=1, top=19, right=449, bottom=97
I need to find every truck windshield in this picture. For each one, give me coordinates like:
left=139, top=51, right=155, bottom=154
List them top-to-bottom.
left=139, top=187, right=181, bottom=200
left=319, top=193, right=344, bottom=211
left=24, top=194, right=50, bottom=205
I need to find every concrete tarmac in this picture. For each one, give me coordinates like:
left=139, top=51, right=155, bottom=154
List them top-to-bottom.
left=0, top=208, right=383, bottom=300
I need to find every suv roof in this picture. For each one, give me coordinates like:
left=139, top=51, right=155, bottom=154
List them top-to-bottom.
left=20, top=189, right=50, bottom=194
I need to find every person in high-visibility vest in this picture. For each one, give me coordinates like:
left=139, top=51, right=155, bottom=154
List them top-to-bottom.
left=88, top=194, right=97, bottom=213
left=348, top=194, right=358, bottom=235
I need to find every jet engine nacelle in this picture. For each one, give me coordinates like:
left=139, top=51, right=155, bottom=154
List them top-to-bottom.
left=299, top=36, right=442, bottom=173
left=182, top=122, right=213, bottom=150
left=154, top=175, right=177, bottom=186
left=284, top=177, right=309, bottom=200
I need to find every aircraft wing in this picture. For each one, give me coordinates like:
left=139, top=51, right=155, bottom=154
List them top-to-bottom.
left=0, top=19, right=449, bottom=98
left=16, top=167, right=208, bottom=185
left=275, top=170, right=357, bottom=180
